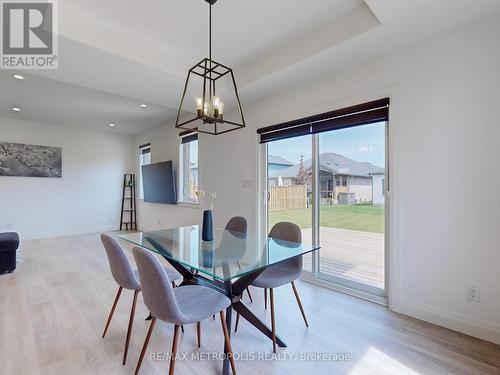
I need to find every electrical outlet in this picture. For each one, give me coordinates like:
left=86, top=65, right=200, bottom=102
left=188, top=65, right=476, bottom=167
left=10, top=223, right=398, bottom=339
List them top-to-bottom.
left=157, top=219, right=162, bottom=225
left=6, top=223, right=12, bottom=230
left=466, top=285, right=480, bottom=302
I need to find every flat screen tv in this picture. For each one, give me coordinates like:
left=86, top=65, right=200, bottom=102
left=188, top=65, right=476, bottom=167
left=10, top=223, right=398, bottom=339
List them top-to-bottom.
left=142, top=161, right=177, bottom=204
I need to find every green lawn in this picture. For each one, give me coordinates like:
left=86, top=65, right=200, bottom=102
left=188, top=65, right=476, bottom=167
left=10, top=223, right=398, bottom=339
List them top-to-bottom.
left=269, top=205, right=384, bottom=234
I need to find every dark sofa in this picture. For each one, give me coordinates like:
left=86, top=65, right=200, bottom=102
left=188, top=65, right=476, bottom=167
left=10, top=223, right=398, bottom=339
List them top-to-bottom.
left=0, top=232, right=19, bottom=273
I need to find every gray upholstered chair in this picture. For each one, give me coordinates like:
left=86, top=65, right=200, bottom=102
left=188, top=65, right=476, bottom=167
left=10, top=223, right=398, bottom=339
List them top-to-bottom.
left=214, top=216, right=248, bottom=265
left=217, top=216, right=252, bottom=302
left=224, top=216, right=247, bottom=238
left=235, top=222, right=308, bottom=353
left=100, top=234, right=181, bottom=365
left=132, top=247, right=236, bottom=375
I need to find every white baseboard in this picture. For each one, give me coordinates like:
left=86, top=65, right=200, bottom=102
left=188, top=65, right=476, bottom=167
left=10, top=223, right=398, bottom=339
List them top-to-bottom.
left=19, top=225, right=117, bottom=240
left=392, top=298, right=500, bottom=345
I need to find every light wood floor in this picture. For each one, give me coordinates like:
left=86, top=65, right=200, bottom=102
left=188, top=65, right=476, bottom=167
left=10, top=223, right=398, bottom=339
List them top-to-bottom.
left=1, top=232, right=499, bottom=375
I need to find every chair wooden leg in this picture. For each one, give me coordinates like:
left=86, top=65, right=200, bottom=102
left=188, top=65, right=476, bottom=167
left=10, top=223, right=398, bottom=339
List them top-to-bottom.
left=291, top=281, right=309, bottom=327
left=102, top=286, right=122, bottom=338
left=246, top=288, right=253, bottom=303
left=264, top=288, right=267, bottom=310
left=269, top=288, right=276, bottom=353
left=123, top=290, right=139, bottom=365
left=220, top=311, right=237, bottom=375
left=234, top=312, right=240, bottom=332
left=134, top=317, right=156, bottom=375
left=196, top=321, right=201, bottom=348
left=169, top=325, right=180, bottom=375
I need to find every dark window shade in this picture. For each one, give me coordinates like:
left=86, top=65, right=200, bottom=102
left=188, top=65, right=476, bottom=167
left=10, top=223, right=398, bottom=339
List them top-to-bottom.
left=258, top=98, right=389, bottom=143
left=311, top=107, right=389, bottom=134
left=259, top=123, right=311, bottom=143
left=179, top=130, right=195, bottom=137
left=181, top=133, right=198, bottom=144
left=139, top=142, right=151, bottom=155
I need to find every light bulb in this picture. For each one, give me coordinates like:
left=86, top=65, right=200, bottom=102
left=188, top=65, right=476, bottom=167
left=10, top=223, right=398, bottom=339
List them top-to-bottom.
left=213, top=96, right=220, bottom=118
left=196, top=97, right=203, bottom=116
left=203, top=102, right=209, bottom=116
left=219, top=102, right=224, bottom=117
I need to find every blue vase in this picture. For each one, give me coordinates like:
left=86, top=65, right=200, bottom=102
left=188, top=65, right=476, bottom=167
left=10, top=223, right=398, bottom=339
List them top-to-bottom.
left=202, top=210, right=213, bottom=242
left=201, top=241, right=214, bottom=268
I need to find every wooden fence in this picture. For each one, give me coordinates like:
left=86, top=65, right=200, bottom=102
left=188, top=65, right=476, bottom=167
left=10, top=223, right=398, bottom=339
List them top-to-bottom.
left=269, top=185, right=308, bottom=212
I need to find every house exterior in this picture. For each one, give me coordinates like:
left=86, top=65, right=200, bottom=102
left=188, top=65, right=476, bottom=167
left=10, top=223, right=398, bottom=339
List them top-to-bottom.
left=269, top=152, right=384, bottom=205
left=268, top=155, right=294, bottom=178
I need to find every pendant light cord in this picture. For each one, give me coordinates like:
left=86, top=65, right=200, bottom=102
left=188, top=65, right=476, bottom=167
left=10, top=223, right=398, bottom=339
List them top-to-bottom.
left=209, top=3, right=212, bottom=61
left=209, top=3, right=213, bottom=102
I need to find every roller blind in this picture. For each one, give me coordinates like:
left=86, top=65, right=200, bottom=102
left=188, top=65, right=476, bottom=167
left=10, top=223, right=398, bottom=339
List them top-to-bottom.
left=258, top=98, right=389, bottom=143
left=180, top=132, right=198, bottom=144
left=139, top=143, right=151, bottom=154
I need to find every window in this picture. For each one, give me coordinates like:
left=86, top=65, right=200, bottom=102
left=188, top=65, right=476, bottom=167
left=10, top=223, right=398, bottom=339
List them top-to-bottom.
left=180, top=134, right=198, bottom=202
left=138, top=143, right=151, bottom=200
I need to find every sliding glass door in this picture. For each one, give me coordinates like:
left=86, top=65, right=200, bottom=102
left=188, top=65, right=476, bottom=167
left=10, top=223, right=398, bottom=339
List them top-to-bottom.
left=266, top=121, right=387, bottom=297
left=317, top=122, right=386, bottom=295
left=267, top=135, right=313, bottom=271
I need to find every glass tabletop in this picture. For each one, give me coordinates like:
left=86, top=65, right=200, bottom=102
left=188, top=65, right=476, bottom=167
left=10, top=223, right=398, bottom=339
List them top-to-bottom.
left=119, top=225, right=319, bottom=281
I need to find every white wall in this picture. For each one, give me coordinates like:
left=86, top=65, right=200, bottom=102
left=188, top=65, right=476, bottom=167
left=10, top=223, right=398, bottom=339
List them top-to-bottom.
left=134, top=15, right=500, bottom=344
left=0, top=117, right=133, bottom=239
left=134, top=124, right=200, bottom=231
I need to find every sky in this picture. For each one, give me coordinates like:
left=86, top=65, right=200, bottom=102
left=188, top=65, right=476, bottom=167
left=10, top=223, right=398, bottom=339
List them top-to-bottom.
left=268, top=122, right=386, bottom=168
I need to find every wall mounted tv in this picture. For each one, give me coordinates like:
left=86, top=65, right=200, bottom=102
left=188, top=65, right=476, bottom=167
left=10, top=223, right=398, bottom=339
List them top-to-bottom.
left=142, top=161, right=177, bottom=204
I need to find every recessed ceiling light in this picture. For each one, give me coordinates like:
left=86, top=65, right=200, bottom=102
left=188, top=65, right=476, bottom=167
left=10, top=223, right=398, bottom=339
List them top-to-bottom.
left=13, top=74, right=24, bottom=80
left=140, top=104, right=148, bottom=108
left=11, top=107, right=21, bottom=112
left=108, top=123, right=116, bottom=127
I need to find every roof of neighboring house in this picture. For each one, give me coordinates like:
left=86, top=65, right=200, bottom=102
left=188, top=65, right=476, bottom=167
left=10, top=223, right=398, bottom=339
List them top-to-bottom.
left=270, top=153, right=384, bottom=178
left=268, top=155, right=293, bottom=166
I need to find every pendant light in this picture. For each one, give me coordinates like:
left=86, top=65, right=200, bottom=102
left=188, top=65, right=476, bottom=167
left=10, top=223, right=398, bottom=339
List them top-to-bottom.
left=175, top=0, right=246, bottom=135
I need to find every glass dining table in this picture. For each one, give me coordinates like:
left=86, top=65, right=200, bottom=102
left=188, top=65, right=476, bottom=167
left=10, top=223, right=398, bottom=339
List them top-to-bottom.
left=119, top=224, right=319, bottom=375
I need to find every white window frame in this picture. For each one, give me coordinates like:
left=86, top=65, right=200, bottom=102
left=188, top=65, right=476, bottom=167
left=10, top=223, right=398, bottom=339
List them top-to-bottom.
left=179, top=135, right=198, bottom=203
left=138, top=143, right=151, bottom=200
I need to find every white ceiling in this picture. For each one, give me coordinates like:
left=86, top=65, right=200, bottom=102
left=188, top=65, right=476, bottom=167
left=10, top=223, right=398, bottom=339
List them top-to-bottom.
left=2, top=0, right=500, bottom=134
left=0, top=70, right=177, bottom=135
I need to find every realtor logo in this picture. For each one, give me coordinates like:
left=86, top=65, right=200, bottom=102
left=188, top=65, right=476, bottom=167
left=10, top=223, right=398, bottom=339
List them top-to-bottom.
left=1, top=1, right=58, bottom=69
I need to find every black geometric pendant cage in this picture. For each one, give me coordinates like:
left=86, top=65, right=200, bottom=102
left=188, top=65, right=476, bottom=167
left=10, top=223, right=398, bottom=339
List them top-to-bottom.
left=175, top=0, right=246, bottom=135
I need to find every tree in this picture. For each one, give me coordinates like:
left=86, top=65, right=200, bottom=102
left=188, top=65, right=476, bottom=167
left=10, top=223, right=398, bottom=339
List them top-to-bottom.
left=295, top=155, right=311, bottom=186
